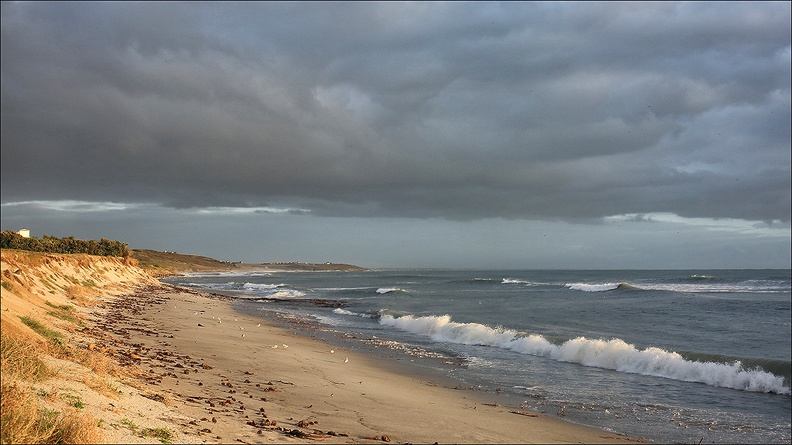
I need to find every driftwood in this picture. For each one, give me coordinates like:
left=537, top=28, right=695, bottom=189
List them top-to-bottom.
left=510, top=410, right=539, bottom=417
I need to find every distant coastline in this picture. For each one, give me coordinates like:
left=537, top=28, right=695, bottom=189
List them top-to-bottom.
left=131, top=248, right=367, bottom=276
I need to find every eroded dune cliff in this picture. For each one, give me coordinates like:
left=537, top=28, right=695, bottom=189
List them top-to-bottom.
left=1, top=250, right=166, bottom=444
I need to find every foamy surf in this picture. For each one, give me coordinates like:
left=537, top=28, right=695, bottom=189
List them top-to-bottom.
left=502, top=278, right=531, bottom=284
left=565, top=280, right=790, bottom=294
left=242, top=282, right=284, bottom=291
left=565, top=282, right=628, bottom=292
left=376, top=287, right=408, bottom=294
left=269, top=289, right=306, bottom=298
left=333, top=308, right=376, bottom=318
left=379, top=313, right=790, bottom=395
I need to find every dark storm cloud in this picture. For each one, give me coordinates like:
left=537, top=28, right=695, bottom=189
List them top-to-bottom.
left=2, top=2, right=790, bottom=221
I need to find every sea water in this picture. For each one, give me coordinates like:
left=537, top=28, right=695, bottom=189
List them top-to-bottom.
left=164, top=269, right=792, bottom=444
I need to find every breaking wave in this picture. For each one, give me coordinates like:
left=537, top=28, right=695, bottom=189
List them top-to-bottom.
left=688, top=274, right=717, bottom=281
left=502, top=278, right=531, bottom=285
left=565, top=279, right=790, bottom=294
left=242, top=282, right=286, bottom=292
left=565, top=282, right=634, bottom=292
left=376, top=288, right=409, bottom=294
left=268, top=289, right=306, bottom=298
left=332, top=308, right=376, bottom=318
left=378, top=313, right=790, bottom=395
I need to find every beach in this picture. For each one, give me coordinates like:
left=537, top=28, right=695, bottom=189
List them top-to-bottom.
left=3, top=249, right=788, bottom=443
left=98, top=283, right=644, bottom=444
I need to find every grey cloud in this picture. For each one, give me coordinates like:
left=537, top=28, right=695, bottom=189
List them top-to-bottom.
left=2, top=2, right=789, bottom=222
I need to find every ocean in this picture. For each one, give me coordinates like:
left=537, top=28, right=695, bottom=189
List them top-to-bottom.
left=164, top=269, right=792, bottom=444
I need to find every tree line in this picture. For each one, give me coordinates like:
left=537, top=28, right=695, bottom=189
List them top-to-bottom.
left=0, top=231, right=130, bottom=258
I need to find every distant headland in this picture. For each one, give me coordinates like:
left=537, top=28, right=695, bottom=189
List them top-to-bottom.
left=131, top=249, right=367, bottom=276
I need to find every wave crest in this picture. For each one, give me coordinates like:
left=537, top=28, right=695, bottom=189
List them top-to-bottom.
left=242, top=282, right=284, bottom=291
left=565, top=282, right=632, bottom=292
left=376, top=287, right=409, bottom=294
left=332, top=308, right=376, bottom=318
left=379, top=314, right=790, bottom=394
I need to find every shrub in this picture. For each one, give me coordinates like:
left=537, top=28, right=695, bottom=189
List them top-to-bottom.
left=0, top=231, right=130, bottom=258
left=0, top=332, right=50, bottom=382
left=0, top=382, right=102, bottom=444
left=142, top=427, right=173, bottom=443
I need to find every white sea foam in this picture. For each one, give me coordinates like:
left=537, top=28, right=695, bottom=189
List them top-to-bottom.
left=502, top=278, right=530, bottom=284
left=502, top=278, right=549, bottom=286
left=565, top=279, right=791, bottom=294
left=184, top=281, right=237, bottom=291
left=632, top=281, right=790, bottom=294
left=241, top=282, right=283, bottom=291
left=566, top=282, right=623, bottom=292
left=315, top=287, right=370, bottom=291
left=376, top=288, right=407, bottom=294
left=270, top=289, right=306, bottom=298
left=332, top=308, right=375, bottom=318
left=379, top=314, right=790, bottom=395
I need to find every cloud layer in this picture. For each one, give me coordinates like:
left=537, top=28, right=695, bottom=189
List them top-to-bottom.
left=2, top=2, right=790, bottom=223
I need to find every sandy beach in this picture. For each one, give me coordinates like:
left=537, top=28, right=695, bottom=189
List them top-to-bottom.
left=94, top=283, right=645, bottom=444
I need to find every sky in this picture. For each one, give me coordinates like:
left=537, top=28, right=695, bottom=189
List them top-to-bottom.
left=1, top=2, right=790, bottom=269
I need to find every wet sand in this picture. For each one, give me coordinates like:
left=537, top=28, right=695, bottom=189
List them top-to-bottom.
left=95, top=284, right=646, bottom=444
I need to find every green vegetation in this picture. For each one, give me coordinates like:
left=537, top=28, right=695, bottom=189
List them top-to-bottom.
left=0, top=231, right=130, bottom=258
left=45, top=302, right=74, bottom=312
left=46, top=302, right=84, bottom=327
left=47, top=310, right=82, bottom=326
left=19, top=316, right=64, bottom=345
left=1, top=332, right=102, bottom=444
left=62, top=393, right=85, bottom=410
left=119, top=418, right=171, bottom=443
left=121, top=418, right=139, bottom=430
left=142, top=427, right=172, bottom=443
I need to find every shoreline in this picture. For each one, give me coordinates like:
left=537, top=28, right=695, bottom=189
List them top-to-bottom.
left=100, top=283, right=646, bottom=444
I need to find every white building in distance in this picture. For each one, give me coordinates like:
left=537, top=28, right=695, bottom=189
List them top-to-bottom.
left=17, top=228, right=30, bottom=238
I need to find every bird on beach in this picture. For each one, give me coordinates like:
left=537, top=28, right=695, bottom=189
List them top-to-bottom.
left=257, top=323, right=261, bottom=327
left=344, top=357, right=348, bottom=363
